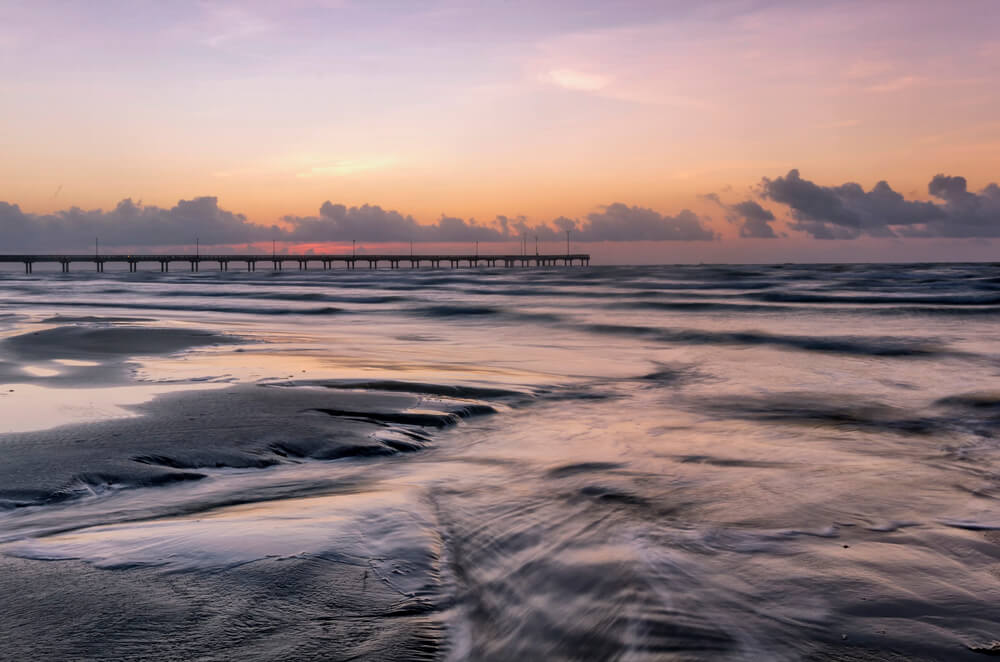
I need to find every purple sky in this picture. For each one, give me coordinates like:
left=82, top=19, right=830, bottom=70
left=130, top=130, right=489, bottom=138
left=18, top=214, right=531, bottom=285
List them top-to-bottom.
left=1, top=0, right=998, bottom=262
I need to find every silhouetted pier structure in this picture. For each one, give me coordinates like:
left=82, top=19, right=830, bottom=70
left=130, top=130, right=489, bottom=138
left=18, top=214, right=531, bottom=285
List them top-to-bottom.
left=1, top=253, right=590, bottom=273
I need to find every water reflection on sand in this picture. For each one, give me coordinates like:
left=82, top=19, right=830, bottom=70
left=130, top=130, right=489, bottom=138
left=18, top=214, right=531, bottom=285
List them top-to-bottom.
left=1, top=264, right=999, bottom=660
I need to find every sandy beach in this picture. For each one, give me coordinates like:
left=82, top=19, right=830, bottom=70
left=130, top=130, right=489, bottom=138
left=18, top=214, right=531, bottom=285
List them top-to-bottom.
left=1, top=265, right=999, bottom=660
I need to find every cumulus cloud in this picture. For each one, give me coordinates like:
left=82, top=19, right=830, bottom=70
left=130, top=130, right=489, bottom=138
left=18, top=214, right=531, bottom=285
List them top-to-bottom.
left=759, top=169, right=1000, bottom=239
left=703, top=194, right=777, bottom=238
left=0, top=197, right=281, bottom=251
left=0, top=197, right=717, bottom=250
left=283, top=201, right=715, bottom=243
left=730, top=201, right=777, bottom=238
left=282, top=203, right=507, bottom=243
left=578, top=203, right=716, bottom=241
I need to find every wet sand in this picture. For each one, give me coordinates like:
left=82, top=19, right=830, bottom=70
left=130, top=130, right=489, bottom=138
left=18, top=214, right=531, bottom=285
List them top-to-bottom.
left=2, top=265, right=1000, bottom=660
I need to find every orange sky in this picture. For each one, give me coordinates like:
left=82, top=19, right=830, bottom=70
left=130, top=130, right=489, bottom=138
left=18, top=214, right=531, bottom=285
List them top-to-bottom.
left=1, top=1, right=998, bottom=258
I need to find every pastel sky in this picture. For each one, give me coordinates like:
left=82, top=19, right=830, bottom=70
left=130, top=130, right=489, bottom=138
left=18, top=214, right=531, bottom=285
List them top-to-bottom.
left=1, top=0, right=998, bottom=262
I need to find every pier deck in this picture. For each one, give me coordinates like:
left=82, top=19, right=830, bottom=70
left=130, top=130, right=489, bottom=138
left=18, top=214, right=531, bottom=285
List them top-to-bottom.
left=0, top=253, right=590, bottom=273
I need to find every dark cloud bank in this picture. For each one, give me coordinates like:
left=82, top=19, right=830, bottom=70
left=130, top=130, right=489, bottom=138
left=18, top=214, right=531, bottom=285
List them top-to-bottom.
left=0, top=170, right=996, bottom=250
left=760, top=170, right=1000, bottom=240
left=0, top=198, right=715, bottom=250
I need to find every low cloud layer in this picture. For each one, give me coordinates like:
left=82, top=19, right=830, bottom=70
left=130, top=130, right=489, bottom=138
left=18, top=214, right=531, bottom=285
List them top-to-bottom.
left=761, top=170, right=1000, bottom=239
left=2, top=171, right=996, bottom=251
left=0, top=197, right=280, bottom=251
left=0, top=198, right=715, bottom=250
left=283, top=201, right=716, bottom=244
left=282, top=203, right=508, bottom=243
left=578, top=204, right=717, bottom=241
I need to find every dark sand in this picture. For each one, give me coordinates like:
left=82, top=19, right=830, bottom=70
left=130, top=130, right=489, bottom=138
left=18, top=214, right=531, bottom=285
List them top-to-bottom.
left=3, top=266, right=1000, bottom=660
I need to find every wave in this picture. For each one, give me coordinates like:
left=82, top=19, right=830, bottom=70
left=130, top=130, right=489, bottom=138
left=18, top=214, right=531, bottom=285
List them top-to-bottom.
left=153, top=290, right=408, bottom=304
left=751, top=291, right=1000, bottom=306
left=4, top=299, right=346, bottom=316
left=607, top=300, right=795, bottom=313
left=415, top=304, right=564, bottom=323
left=577, top=323, right=955, bottom=357
left=286, top=378, right=531, bottom=400
left=693, top=390, right=1000, bottom=439
left=694, top=393, right=940, bottom=435
left=309, top=401, right=498, bottom=428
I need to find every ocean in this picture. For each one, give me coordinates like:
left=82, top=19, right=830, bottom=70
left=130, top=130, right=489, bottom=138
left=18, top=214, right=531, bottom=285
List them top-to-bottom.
left=1, top=263, right=999, bottom=661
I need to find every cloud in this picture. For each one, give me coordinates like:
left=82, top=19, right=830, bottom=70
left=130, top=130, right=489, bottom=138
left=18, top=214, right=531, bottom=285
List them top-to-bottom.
left=761, top=169, right=1000, bottom=239
left=0, top=194, right=724, bottom=250
left=703, top=194, right=778, bottom=239
left=0, top=197, right=281, bottom=251
left=284, top=201, right=717, bottom=243
left=729, top=201, right=778, bottom=239
left=282, top=203, right=507, bottom=243
left=575, top=203, right=716, bottom=241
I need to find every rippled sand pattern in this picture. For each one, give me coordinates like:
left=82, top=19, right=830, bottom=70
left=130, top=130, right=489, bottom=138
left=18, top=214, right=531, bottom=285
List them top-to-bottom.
left=1, top=263, right=999, bottom=660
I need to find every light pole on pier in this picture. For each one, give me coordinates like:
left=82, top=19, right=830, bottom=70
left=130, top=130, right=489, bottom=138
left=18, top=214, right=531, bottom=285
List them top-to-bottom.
left=566, top=229, right=570, bottom=256
left=535, top=235, right=538, bottom=256
left=95, top=237, right=99, bottom=257
left=196, top=237, right=199, bottom=258
left=353, top=239, right=356, bottom=257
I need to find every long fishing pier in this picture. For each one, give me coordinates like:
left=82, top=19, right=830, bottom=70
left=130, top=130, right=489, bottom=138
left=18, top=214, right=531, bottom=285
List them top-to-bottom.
left=1, top=253, right=590, bottom=273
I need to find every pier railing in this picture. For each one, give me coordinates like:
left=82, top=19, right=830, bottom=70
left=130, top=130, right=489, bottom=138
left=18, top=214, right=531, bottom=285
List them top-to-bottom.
left=0, top=253, right=590, bottom=273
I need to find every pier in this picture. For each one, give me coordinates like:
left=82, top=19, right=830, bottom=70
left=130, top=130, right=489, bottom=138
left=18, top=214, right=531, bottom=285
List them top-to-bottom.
left=0, top=253, right=590, bottom=273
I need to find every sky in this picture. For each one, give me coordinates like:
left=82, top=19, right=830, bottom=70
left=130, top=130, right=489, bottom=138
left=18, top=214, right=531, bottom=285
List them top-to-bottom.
left=1, top=0, right=998, bottom=262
